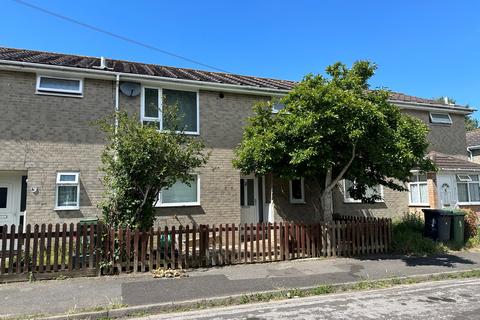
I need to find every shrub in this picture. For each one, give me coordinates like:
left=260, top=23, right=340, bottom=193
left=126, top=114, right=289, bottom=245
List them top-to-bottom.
left=463, top=209, right=479, bottom=241
left=391, top=213, right=447, bottom=256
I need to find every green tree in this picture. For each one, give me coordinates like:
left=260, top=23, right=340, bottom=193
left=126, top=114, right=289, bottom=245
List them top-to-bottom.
left=233, top=61, right=435, bottom=221
left=98, top=110, right=209, bottom=230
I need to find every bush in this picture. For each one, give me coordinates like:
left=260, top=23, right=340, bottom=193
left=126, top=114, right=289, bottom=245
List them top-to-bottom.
left=463, top=209, right=479, bottom=241
left=391, top=213, right=447, bottom=256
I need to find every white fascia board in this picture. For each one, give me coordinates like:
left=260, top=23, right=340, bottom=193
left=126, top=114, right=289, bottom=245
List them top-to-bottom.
left=0, top=60, right=289, bottom=97
left=390, top=100, right=474, bottom=115
left=439, top=168, right=480, bottom=172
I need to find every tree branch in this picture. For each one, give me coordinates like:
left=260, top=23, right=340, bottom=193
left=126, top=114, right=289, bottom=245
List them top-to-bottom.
left=325, top=143, right=356, bottom=193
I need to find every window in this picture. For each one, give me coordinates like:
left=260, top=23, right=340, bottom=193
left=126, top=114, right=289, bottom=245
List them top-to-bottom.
left=36, top=76, right=83, bottom=95
left=141, top=87, right=199, bottom=134
left=272, top=102, right=285, bottom=113
left=429, top=112, right=452, bottom=124
left=55, top=172, right=80, bottom=210
left=409, top=174, right=428, bottom=205
left=457, top=174, right=480, bottom=204
left=156, top=175, right=200, bottom=207
left=240, top=178, right=255, bottom=206
left=289, top=178, right=305, bottom=204
left=343, top=180, right=383, bottom=203
left=0, top=187, right=7, bottom=209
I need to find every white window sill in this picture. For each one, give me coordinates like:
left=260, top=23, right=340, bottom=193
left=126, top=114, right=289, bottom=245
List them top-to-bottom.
left=36, top=91, right=83, bottom=98
left=343, top=200, right=385, bottom=204
left=290, top=201, right=306, bottom=204
left=156, top=202, right=201, bottom=208
left=457, top=202, right=480, bottom=206
left=409, top=203, right=430, bottom=207
left=54, top=206, right=80, bottom=211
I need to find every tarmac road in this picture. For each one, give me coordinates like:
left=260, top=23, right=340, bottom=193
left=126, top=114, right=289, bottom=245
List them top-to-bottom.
left=139, top=278, right=480, bottom=320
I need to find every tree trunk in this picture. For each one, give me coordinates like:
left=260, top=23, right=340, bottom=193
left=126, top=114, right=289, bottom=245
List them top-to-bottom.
left=321, top=168, right=334, bottom=222
left=320, top=191, right=333, bottom=221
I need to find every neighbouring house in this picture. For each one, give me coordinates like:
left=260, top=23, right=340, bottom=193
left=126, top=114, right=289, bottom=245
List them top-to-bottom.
left=0, top=47, right=476, bottom=229
left=467, top=128, right=480, bottom=164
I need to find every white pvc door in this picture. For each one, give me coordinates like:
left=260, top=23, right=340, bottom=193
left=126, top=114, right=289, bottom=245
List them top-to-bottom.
left=437, top=174, right=457, bottom=208
left=0, top=175, right=21, bottom=228
left=240, top=176, right=258, bottom=224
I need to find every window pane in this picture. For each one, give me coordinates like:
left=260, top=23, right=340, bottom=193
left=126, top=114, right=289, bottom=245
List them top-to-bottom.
left=39, top=77, right=80, bottom=92
left=144, top=88, right=159, bottom=118
left=163, top=89, right=197, bottom=132
left=430, top=113, right=451, bottom=124
left=59, top=174, right=76, bottom=182
left=418, top=174, right=427, bottom=182
left=471, top=175, right=479, bottom=181
left=162, top=176, right=198, bottom=204
left=246, top=179, right=254, bottom=206
left=291, top=179, right=303, bottom=200
left=419, top=183, right=428, bottom=204
left=457, top=183, right=469, bottom=202
left=469, top=183, right=480, bottom=202
left=410, top=184, right=419, bottom=204
left=57, top=186, right=78, bottom=207
left=0, top=187, right=7, bottom=208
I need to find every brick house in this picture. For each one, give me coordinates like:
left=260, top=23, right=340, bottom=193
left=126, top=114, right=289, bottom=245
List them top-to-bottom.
left=0, top=47, right=476, bottom=228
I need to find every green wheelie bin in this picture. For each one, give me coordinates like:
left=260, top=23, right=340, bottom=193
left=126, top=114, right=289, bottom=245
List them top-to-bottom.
left=450, top=210, right=466, bottom=246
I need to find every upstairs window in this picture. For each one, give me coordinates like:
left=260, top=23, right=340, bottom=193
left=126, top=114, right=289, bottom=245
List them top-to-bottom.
left=36, top=76, right=83, bottom=95
left=141, top=87, right=199, bottom=134
left=429, top=112, right=452, bottom=124
left=55, top=172, right=80, bottom=210
left=409, top=174, right=428, bottom=205
left=289, top=178, right=305, bottom=203
left=343, top=180, right=383, bottom=203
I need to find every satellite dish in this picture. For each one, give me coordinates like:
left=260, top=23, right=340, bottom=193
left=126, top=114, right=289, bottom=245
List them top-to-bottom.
left=120, top=82, right=141, bottom=97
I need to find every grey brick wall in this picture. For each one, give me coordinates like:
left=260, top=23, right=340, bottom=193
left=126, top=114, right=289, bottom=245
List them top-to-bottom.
left=0, top=69, right=467, bottom=225
left=0, top=70, right=266, bottom=226
left=403, top=109, right=467, bottom=158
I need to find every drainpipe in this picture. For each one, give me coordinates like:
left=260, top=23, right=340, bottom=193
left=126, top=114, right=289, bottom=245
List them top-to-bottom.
left=115, top=74, right=120, bottom=133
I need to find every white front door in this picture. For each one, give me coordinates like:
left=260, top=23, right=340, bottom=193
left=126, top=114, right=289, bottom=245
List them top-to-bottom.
left=0, top=174, right=21, bottom=228
left=437, top=174, right=457, bottom=208
left=240, top=175, right=258, bottom=224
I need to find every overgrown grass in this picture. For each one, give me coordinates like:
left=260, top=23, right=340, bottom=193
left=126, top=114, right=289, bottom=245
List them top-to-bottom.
left=391, top=213, right=448, bottom=256
left=391, top=213, right=480, bottom=255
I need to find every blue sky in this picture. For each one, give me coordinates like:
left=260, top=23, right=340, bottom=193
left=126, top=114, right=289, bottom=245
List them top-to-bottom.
left=2, top=1, right=479, bottom=117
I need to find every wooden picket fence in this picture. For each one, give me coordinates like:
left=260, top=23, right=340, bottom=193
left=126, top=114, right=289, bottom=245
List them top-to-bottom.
left=0, top=217, right=392, bottom=281
left=104, top=217, right=392, bottom=273
left=0, top=223, right=100, bottom=281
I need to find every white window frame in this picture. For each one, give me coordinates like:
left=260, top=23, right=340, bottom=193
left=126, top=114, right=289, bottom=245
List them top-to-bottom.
left=36, top=75, right=83, bottom=96
left=141, top=86, right=200, bottom=135
left=429, top=112, right=452, bottom=124
left=55, top=172, right=80, bottom=210
left=156, top=174, right=201, bottom=207
left=408, top=174, right=429, bottom=206
left=456, top=174, right=480, bottom=205
left=289, top=178, right=305, bottom=204
left=343, top=180, right=384, bottom=203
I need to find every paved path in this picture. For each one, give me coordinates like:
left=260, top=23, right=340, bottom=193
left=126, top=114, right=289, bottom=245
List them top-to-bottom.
left=1, top=252, right=480, bottom=317
left=137, top=278, right=480, bottom=319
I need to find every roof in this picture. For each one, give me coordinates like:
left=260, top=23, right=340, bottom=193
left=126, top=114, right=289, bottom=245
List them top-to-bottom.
left=0, top=47, right=470, bottom=108
left=0, top=47, right=295, bottom=91
left=467, top=129, right=480, bottom=148
left=429, top=151, right=480, bottom=171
